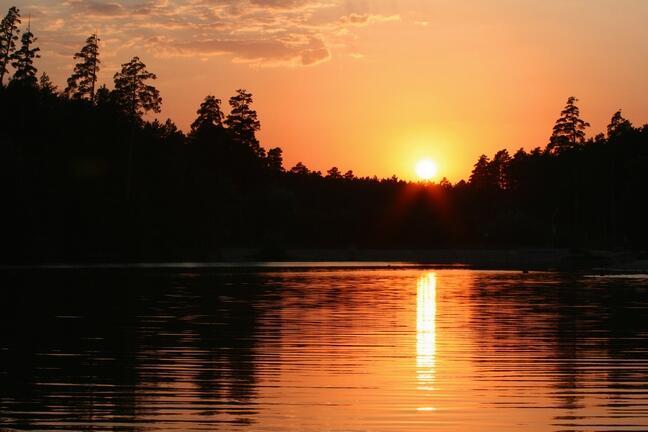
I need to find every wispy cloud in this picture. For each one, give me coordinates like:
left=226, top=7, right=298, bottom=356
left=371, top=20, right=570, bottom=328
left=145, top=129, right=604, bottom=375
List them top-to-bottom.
left=17, top=0, right=400, bottom=68
left=64, top=0, right=128, bottom=17
left=338, top=13, right=400, bottom=26
left=146, top=33, right=330, bottom=66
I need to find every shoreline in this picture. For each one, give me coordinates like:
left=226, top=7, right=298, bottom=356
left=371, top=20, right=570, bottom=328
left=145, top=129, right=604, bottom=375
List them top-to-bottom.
left=2, top=248, right=646, bottom=273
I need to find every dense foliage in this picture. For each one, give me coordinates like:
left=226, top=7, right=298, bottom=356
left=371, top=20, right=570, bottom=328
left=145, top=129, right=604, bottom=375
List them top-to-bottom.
left=1, top=6, right=647, bottom=262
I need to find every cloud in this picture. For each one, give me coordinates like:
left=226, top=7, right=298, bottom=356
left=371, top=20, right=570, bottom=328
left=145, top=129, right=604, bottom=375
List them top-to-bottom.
left=24, top=0, right=401, bottom=69
left=65, top=0, right=127, bottom=17
left=248, top=0, right=315, bottom=8
left=338, top=13, right=400, bottom=26
left=45, top=19, right=66, bottom=32
left=150, top=34, right=330, bottom=66
left=299, top=37, right=330, bottom=65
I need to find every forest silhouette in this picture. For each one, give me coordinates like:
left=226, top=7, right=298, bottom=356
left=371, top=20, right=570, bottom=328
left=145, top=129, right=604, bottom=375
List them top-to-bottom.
left=1, top=6, right=648, bottom=263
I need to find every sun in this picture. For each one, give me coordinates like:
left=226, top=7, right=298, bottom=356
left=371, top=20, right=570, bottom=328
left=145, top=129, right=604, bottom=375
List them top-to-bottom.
left=415, top=159, right=438, bottom=181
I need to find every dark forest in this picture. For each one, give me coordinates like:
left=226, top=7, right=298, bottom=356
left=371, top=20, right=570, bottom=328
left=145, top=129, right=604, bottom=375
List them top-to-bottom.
left=2, top=7, right=648, bottom=263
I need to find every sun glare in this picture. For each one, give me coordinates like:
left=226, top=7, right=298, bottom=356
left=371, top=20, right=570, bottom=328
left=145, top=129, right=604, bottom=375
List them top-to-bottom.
left=415, top=159, right=438, bottom=181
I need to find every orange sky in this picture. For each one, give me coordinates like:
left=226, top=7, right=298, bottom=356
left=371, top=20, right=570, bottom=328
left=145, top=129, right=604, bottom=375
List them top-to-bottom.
left=7, top=0, right=648, bottom=181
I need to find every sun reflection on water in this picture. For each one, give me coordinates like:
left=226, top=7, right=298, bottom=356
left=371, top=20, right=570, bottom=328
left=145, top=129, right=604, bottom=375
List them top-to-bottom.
left=416, top=273, right=437, bottom=391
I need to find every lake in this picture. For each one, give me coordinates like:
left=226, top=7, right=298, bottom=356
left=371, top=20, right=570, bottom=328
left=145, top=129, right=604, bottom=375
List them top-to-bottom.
left=1, top=266, right=648, bottom=431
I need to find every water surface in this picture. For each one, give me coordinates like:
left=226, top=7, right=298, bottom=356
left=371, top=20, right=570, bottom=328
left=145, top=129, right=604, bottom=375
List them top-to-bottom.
left=1, top=267, right=647, bottom=431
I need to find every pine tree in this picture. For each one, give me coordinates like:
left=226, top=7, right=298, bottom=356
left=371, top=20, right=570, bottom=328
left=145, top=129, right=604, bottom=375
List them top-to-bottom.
left=0, top=6, right=21, bottom=86
left=10, top=24, right=39, bottom=87
left=64, top=34, right=100, bottom=101
left=112, top=56, right=161, bottom=119
left=39, top=72, right=57, bottom=94
left=94, top=84, right=111, bottom=106
left=225, top=89, right=264, bottom=158
left=190, top=95, right=224, bottom=134
left=548, top=96, right=590, bottom=153
left=607, top=110, right=632, bottom=138
left=266, top=147, right=284, bottom=172
left=491, top=149, right=511, bottom=190
left=469, top=154, right=493, bottom=188
left=290, top=162, right=310, bottom=175
left=326, top=167, right=342, bottom=179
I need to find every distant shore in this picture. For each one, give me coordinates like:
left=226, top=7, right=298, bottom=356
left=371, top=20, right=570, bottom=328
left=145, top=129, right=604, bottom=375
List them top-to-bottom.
left=4, top=248, right=645, bottom=273
left=246, top=248, right=647, bottom=272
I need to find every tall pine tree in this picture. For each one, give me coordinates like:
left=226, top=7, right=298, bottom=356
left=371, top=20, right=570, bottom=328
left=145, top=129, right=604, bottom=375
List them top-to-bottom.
left=0, top=6, right=21, bottom=86
left=10, top=22, right=39, bottom=87
left=65, top=33, right=100, bottom=101
left=112, top=56, right=161, bottom=119
left=39, top=72, right=57, bottom=95
left=225, top=89, right=263, bottom=158
left=190, top=95, right=224, bottom=135
left=548, top=96, right=590, bottom=153
left=607, top=110, right=632, bottom=138
left=267, top=147, right=284, bottom=172
left=469, top=154, right=496, bottom=190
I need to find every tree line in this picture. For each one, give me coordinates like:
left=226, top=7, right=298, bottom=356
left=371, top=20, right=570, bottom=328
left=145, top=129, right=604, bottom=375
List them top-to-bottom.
left=1, top=6, right=647, bottom=262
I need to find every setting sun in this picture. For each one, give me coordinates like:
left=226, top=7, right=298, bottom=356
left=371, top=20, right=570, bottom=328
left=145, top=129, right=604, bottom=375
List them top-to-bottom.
left=415, top=159, right=438, bottom=181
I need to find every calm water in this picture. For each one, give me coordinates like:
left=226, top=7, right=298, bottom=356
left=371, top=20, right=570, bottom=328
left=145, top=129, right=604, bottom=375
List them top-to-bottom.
left=1, top=267, right=648, bottom=431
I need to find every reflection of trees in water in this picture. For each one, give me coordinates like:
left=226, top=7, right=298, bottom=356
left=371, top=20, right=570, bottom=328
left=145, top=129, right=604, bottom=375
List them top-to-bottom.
left=0, top=270, right=273, bottom=430
left=0, top=271, right=142, bottom=431
left=263, top=271, right=409, bottom=371
left=137, top=272, right=270, bottom=424
left=467, top=273, right=648, bottom=419
left=592, top=282, right=648, bottom=414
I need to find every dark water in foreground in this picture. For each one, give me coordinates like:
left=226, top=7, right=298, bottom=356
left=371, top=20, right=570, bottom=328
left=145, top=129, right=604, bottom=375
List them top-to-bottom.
left=1, top=267, right=648, bottom=431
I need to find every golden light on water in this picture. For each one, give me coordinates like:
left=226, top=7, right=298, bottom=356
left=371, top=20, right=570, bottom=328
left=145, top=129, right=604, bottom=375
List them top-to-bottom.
left=415, top=159, right=438, bottom=181
left=416, top=273, right=437, bottom=390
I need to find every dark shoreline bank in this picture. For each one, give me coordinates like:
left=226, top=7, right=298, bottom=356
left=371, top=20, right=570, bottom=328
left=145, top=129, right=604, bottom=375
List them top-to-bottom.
left=2, top=248, right=646, bottom=273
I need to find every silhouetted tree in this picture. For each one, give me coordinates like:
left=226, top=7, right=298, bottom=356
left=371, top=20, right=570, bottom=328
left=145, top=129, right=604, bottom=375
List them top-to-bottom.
left=0, top=6, right=20, bottom=86
left=10, top=24, right=39, bottom=87
left=64, top=34, right=100, bottom=101
left=112, top=56, right=162, bottom=201
left=113, top=56, right=161, bottom=119
left=38, top=72, right=56, bottom=95
left=94, top=84, right=111, bottom=106
left=225, top=89, right=263, bottom=158
left=190, top=95, right=223, bottom=135
left=548, top=96, right=590, bottom=153
left=607, top=110, right=632, bottom=138
left=145, top=118, right=184, bottom=142
left=161, top=118, right=182, bottom=139
left=267, top=147, right=283, bottom=172
left=507, top=148, right=528, bottom=192
left=491, top=149, right=511, bottom=190
left=469, top=154, right=495, bottom=189
left=289, top=162, right=310, bottom=175
left=326, top=167, right=342, bottom=179
left=343, top=170, right=355, bottom=180
left=439, top=177, right=452, bottom=189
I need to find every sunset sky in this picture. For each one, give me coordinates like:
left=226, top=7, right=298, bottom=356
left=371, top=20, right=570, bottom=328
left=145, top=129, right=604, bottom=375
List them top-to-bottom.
left=5, top=0, right=648, bottom=181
